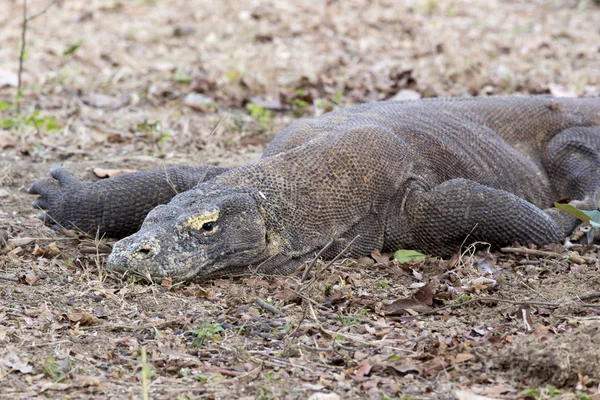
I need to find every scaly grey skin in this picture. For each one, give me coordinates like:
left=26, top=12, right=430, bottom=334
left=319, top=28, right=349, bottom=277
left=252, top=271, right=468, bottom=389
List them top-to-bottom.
left=29, top=96, right=600, bottom=282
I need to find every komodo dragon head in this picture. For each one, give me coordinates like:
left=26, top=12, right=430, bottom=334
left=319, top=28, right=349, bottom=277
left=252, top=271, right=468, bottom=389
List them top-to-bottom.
left=107, top=183, right=285, bottom=282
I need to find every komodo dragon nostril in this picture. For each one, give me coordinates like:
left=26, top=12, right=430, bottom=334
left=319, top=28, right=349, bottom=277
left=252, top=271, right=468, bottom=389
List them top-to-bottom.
left=135, top=245, right=155, bottom=258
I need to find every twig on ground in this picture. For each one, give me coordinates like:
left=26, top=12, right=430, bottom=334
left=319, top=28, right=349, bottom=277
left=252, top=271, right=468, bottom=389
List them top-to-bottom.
left=296, top=234, right=360, bottom=297
left=317, top=234, right=361, bottom=274
left=301, top=236, right=338, bottom=282
left=501, top=246, right=595, bottom=263
left=0, top=276, right=19, bottom=282
left=391, top=291, right=600, bottom=321
left=254, top=297, right=281, bottom=315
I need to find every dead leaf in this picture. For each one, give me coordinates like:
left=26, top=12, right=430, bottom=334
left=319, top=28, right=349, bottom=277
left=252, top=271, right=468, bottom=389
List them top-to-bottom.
left=189, top=73, right=216, bottom=93
left=548, top=83, right=578, bottom=98
left=389, top=89, right=421, bottom=101
left=81, top=92, right=130, bottom=109
left=183, top=93, right=215, bottom=111
left=246, top=96, right=290, bottom=111
left=0, top=131, right=16, bottom=149
left=92, top=168, right=136, bottom=178
left=0, top=189, right=9, bottom=198
left=8, top=237, right=35, bottom=247
left=32, top=242, right=60, bottom=258
left=371, top=250, right=392, bottom=265
left=412, top=269, right=423, bottom=280
left=19, top=272, right=40, bottom=286
left=161, top=276, right=173, bottom=290
left=468, top=277, right=496, bottom=293
left=414, top=281, right=434, bottom=306
left=385, top=298, right=433, bottom=315
left=37, top=304, right=56, bottom=323
left=519, top=304, right=534, bottom=331
left=65, top=312, right=102, bottom=326
left=452, top=353, right=475, bottom=365
left=2, top=354, right=33, bottom=374
left=354, top=359, right=372, bottom=382
left=385, top=362, right=422, bottom=375
left=74, top=375, right=102, bottom=388
left=479, top=384, right=516, bottom=397
left=454, top=390, right=496, bottom=400
left=307, top=393, right=340, bottom=400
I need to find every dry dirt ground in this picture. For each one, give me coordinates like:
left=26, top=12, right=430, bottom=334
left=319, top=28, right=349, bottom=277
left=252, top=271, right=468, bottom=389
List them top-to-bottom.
left=1, top=0, right=600, bottom=399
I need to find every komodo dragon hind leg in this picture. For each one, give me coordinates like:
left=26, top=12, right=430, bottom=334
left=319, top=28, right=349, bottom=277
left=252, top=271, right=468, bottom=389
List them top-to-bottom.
left=545, top=127, right=600, bottom=201
left=28, top=165, right=229, bottom=239
left=403, top=178, right=593, bottom=256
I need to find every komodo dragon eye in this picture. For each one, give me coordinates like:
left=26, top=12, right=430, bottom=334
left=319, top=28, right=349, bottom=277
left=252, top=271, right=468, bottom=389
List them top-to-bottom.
left=182, top=210, right=220, bottom=236
left=201, top=222, right=215, bottom=232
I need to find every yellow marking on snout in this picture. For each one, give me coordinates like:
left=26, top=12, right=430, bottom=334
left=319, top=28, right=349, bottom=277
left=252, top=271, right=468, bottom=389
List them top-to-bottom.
left=184, top=209, right=220, bottom=234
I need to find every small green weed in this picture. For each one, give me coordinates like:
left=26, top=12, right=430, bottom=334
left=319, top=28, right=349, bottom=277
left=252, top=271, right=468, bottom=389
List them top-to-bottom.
left=63, top=40, right=83, bottom=56
left=173, top=70, right=193, bottom=84
left=1, top=102, right=60, bottom=133
left=246, top=102, right=273, bottom=130
left=137, top=119, right=170, bottom=143
left=376, top=279, right=390, bottom=288
left=340, top=308, right=368, bottom=327
left=186, top=322, right=224, bottom=347
left=42, top=356, right=73, bottom=382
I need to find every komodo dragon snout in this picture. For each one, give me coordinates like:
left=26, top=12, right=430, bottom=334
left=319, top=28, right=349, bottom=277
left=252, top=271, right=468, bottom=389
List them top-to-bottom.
left=107, top=186, right=271, bottom=281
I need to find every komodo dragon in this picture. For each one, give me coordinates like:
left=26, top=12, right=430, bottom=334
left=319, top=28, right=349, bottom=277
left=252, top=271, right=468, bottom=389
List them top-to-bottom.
left=29, top=96, right=600, bottom=282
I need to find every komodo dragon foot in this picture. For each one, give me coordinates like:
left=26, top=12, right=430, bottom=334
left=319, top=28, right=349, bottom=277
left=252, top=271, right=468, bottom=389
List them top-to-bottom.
left=28, top=164, right=229, bottom=238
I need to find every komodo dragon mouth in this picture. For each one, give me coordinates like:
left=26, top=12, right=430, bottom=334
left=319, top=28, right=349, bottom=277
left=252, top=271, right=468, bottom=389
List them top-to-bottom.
left=28, top=96, right=600, bottom=282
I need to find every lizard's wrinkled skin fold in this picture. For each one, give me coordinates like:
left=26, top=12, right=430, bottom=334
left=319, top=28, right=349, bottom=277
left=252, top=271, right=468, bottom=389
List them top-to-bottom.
left=29, top=96, right=600, bottom=281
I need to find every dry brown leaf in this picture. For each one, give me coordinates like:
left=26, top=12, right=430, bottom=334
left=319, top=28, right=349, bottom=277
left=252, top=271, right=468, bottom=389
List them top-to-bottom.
left=548, top=83, right=578, bottom=98
left=389, top=89, right=421, bottom=101
left=81, top=92, right=130, bottom=109
left=183, top=93, right=215, bottom=111
left=246, top=96, right=289, bottom=111
left=0, top=131, right=16, bottom=149
left=92, top=168, right=137, bottom=178
left=9, top=238, right=35, bottom=247
left=32, top=242, right=60, bottom=258
left=370, top=250, right=391, bottom=265
left=18, top=272, right=40, bottom=286
left=161, top=276, right=173, bottom=290
left=468, top=277, right=497, bottom=293
left=414, top=280, right=434, bottom=306
left=385, top=298, right=433, bottom=315
left=38, top=304, right=56, bottom=323
left=66, top=312, right=102, bottom=326
left=452, top=353, right=475, bottom=365
left=2, top=354, right=33, bottom=374
left=354, top=359, right=372, bottom=382
left=385, top=362, right=422, bottom=375
left=74, top=375, right=102, bottom=388
left=478, top=384, right=516, bottom=397
left=454, top=390, right=496, bottom=400
left=307, top=393, right=341, bottom=400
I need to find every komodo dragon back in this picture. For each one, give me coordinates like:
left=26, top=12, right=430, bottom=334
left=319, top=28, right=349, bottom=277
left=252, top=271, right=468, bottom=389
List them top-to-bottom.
left=29, top=96, right=600, bottom=281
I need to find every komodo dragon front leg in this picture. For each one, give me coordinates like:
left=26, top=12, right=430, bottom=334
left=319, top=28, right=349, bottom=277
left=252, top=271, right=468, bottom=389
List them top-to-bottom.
left=28, top=165, right=229, bottom=238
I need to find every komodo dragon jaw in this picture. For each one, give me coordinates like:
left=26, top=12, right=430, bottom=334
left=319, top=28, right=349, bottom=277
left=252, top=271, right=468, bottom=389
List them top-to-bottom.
left=107, top=185, right=277, bottom=282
